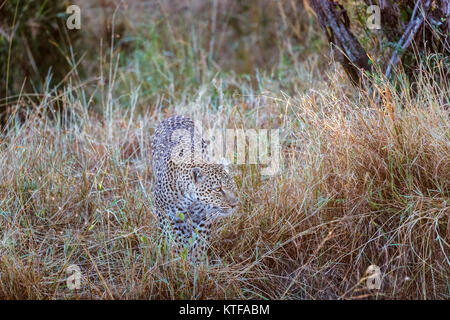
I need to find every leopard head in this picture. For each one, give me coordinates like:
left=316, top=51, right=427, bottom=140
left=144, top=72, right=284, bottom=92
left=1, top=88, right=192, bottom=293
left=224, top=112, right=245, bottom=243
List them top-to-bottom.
left=177, top=162, right=239, bottom=219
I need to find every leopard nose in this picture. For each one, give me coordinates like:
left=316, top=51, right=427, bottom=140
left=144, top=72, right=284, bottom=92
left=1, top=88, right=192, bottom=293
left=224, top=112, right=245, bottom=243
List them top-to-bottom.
left=229, top=197, right=239, bottom=208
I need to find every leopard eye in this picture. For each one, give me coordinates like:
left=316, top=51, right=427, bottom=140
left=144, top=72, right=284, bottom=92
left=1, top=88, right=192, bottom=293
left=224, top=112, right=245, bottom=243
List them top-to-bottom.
left=214, top=186, right=222, bottom=192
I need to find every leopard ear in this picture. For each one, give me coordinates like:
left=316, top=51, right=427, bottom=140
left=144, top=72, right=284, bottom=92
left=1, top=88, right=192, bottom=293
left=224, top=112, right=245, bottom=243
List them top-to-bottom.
left=191, top=167, right=205, bottom=184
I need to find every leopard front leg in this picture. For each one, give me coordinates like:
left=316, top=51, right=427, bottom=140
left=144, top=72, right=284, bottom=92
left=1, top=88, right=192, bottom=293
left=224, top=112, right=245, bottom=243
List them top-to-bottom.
left=154, top=206, right=186, bottom=256
left=172, top=220, right=212, bottom=262
left=189, top=221, right=212, bottom=262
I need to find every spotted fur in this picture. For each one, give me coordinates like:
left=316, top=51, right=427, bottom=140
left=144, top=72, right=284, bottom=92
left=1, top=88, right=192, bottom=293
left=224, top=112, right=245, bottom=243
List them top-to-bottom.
left=151, top=115, right=238, bottom=260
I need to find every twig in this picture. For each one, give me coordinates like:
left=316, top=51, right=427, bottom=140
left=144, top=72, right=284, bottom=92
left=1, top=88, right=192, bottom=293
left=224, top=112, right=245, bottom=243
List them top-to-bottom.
left=384, top=0, right=431, bottom=78
left=0, top=26, right=11, bottom=42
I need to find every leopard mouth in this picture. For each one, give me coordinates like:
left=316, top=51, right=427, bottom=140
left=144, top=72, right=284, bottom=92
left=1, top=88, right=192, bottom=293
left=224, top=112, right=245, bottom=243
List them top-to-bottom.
left=215, top=206, right=236, bottom=217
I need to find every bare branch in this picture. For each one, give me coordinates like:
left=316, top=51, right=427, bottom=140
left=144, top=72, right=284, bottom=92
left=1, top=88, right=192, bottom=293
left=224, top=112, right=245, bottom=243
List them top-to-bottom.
left=384, top=0, right=432, bottom=78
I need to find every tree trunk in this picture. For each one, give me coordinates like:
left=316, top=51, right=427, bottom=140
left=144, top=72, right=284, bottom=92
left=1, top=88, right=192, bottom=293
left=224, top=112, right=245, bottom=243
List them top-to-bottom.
left=309, top=0, right=371, bottom=86
left=310, top=0, right=449, bottom=85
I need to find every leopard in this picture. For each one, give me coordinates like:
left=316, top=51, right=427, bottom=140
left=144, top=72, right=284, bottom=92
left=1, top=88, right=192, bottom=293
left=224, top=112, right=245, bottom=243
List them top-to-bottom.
left=150, top=115, right=239, bottom=260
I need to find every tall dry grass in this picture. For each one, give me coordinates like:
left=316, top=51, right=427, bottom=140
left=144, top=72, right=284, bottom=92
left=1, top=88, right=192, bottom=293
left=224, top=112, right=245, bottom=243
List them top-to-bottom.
left=0, top=56, right=448, bottom=299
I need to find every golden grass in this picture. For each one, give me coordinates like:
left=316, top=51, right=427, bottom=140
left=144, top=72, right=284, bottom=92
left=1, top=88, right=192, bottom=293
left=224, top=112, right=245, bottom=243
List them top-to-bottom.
left=0, top=60, right=448, bottom=299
